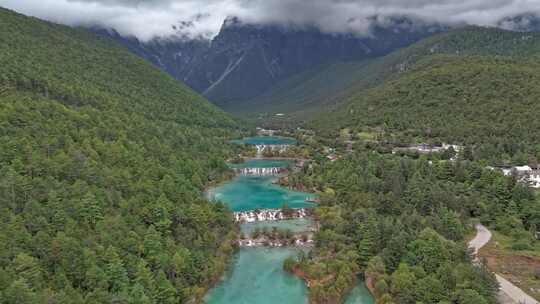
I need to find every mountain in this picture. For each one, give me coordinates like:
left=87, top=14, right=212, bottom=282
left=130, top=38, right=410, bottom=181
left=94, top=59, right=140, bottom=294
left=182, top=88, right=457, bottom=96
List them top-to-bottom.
left=0, top=7, right=244, bottom=302
left=497, top=14, right=540, bottom=32
left=98, top=17, right=443, bottom=109
left=232, top=25, right=540, bottom=120
left=311, top=27, right=540, bottom=163
left=91, top=28, right=210, bottom=86
left=228, top=60, right=372, bottom=119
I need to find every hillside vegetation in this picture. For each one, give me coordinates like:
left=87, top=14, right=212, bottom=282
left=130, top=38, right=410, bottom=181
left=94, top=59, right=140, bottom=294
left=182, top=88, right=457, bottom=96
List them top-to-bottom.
left=0, top=8, right=244, bottom=303
left=233, top=27, right=540, bottom=120
left=312, top=27, right=540, bottom=163
left=226, top=61, right=370, bottom=118
left=284, top=150, right=538, bottom=303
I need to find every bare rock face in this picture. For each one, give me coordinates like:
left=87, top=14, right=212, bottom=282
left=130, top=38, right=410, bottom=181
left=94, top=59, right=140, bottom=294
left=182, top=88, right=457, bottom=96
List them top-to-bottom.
left=94, top=17, right=442, bottom=107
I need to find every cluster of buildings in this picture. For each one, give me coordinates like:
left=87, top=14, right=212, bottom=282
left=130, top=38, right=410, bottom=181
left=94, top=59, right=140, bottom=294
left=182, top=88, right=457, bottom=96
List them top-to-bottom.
left=391, top=143, right=463, bottom=162
left=393, top=143, right=462, bottom=155
left=494, top=165, right=540, bottom=189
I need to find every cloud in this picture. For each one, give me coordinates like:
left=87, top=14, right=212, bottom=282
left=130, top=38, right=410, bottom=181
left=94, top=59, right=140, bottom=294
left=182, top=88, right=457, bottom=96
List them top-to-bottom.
left=3, top=0, right=540, bottom=41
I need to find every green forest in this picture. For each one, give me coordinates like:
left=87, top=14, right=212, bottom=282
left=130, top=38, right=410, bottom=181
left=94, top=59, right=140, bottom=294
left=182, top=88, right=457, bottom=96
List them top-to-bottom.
left=3, top=5, right=540, bottom=304
left=0, top=8, right=245, bottom=303
left=310, top=28, right=540, bottom=163
left=314, top=55, right=540, bottom=163
left=283, top=151, right=539, bottom=303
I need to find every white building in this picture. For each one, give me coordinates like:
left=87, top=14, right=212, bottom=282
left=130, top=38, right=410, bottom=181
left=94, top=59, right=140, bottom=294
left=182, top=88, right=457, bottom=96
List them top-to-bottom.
left=392, top=143, right=463, bottom=158
left=499, top=165, right=540, bottom=188
left=529, top=168, right=540, bottom=188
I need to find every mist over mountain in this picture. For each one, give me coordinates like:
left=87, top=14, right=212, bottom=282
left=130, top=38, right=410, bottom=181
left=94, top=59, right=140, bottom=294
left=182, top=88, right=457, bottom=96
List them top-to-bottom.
left=6, top=0, right=540, bottom=41
left=6, top=1, right=540, bottom=110
left=3, top=4, right=540, bottom=304
left=498, top=13, right=540, bottom=32
left=97, top=16, right=445, bottom=106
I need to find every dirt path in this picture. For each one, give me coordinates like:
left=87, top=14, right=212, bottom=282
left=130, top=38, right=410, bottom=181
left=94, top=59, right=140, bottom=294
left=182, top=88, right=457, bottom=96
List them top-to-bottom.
left=469, top=223, right=492, bottom=261
left=469, top=224, right=539, bottom=304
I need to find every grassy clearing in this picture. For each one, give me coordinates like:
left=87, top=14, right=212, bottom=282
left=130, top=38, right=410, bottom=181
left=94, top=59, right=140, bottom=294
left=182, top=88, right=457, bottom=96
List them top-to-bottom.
left=356, top=131, right=378, bottom=141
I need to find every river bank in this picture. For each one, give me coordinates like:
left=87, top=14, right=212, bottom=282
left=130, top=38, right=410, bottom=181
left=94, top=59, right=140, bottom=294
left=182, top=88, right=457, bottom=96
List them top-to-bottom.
left=205, top=135, right=373, bottom=304
left=205, top=140, right=316, bottom=303
left=205, top=247, right=308, bottom=304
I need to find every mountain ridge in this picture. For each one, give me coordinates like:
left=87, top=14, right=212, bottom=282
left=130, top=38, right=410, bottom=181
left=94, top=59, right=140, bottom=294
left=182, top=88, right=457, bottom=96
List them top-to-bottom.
left=95, top=17, right=445, bottom=107
left=230, top=25, right=540, bottom=120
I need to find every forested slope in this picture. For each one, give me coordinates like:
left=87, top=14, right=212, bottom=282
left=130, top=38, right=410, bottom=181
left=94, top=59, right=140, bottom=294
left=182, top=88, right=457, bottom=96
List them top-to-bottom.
left=0, top=8, right=244, bottom=303
left=236, top=26, right=540, bottom=120
left=312, top=27, right=540, bottom=163
left=228, top=60, right=370, bottom=119
left=283, top=151, right=538, bottom=303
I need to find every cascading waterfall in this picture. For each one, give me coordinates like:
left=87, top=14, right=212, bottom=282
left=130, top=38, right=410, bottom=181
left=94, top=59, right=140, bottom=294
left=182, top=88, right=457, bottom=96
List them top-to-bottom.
left=205, top=137, right=322, bottom=303
left=234, top=167, right=285, bottom=175
left=234, top=208, right=309, bottom=223
left=237, top=209, right=315, bottom=248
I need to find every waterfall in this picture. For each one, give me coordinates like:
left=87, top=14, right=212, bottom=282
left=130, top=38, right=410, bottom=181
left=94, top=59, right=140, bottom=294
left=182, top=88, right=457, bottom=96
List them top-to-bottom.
left=234, top=167, right=285, bottom=175
left=234, top=208, right=310, bottom=223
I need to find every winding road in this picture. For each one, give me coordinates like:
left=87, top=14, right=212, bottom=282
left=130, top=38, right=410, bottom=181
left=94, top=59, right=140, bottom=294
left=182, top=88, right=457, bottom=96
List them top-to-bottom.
left=469, top=224, right=539, bottom=304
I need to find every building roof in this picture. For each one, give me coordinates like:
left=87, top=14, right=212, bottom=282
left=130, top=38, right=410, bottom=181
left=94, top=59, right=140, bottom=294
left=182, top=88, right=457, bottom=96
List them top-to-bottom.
left=515, top=165, right=533, bottom=172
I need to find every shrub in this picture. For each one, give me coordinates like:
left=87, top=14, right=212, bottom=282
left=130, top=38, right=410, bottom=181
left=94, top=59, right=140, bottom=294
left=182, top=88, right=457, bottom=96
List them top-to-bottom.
left=511, top=239, right=532, bottom=251
left=283, top=256, right=296, bottom=273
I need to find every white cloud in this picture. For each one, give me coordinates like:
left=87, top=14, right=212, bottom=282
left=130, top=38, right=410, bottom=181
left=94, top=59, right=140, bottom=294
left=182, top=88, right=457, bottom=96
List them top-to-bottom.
left=2, top=0, right=540, bottom=41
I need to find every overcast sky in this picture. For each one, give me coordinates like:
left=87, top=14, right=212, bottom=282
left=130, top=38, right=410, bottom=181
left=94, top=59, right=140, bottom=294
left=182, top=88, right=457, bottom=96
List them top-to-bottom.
left=3, top=0, right=540, bottom=41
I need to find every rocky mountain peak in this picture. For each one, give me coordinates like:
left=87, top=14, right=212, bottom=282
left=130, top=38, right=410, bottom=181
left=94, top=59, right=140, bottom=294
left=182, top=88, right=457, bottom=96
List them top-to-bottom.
left=95, top=17, right=442, bottom=106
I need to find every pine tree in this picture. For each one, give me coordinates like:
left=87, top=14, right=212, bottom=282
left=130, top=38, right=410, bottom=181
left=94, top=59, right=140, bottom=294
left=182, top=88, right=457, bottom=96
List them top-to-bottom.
left=78, top=192, right=103, bottom=228
left=357, top=214, right=377, bottom=267
left=143, top=226, right=162, bottom=266
left=104, top=246, right=129, bottom=293
left=12, top=253, right=43, bottom=290
left=133, top=260, right=156, bottom=298
left=154, top=270, right=177, bottom=304
left=3, top=279, right=37, bottom=304
left=128, top=283, right=152, bottom=304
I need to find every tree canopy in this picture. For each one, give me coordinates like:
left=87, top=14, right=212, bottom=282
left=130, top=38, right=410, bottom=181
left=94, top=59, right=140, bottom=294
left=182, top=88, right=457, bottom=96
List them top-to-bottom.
left=0, top=7, right=245, bottom=303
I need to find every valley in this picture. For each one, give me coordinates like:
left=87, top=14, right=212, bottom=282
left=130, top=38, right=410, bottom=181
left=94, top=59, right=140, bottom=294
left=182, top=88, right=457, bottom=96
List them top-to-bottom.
left=1, top=4, right=540, bottom=304
left=99, top=17, right=440, bottom=109
left=204, top=136, right=374, bottom=304
left=204, top=140, right=313, bottom=303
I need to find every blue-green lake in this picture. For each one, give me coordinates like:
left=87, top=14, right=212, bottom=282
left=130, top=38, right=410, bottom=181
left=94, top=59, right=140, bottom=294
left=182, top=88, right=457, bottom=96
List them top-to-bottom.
left=229, top=136, right=297, bottom=145
left=206, top=158, right=373, bottom=304
left=207, top=175, right=316, bottom=212
left=205, top=248, right=308, bottom=304
left=345, top=280, right=375, bottom=304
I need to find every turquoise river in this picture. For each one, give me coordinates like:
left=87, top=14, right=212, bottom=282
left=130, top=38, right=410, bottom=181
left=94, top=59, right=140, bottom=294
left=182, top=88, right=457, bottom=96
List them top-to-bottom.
left=205, top=137, right=373, bottom=303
